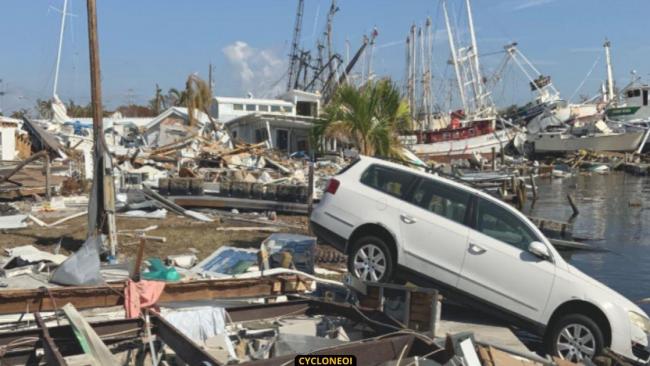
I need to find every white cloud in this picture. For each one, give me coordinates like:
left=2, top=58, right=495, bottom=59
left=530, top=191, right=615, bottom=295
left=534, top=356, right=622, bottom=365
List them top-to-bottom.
left=511, top=0, right=558, bottom=11
left=222, top=41, right=287, bottom=97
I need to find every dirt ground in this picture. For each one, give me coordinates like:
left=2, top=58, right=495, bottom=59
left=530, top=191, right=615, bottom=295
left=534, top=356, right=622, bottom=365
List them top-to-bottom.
left=0, top=211, right=311, bottom=263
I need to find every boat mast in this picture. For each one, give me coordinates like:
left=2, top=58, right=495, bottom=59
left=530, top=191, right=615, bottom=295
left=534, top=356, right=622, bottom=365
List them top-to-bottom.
left=53, top=0, right=68, bottom=98
left=443, top=0, right=468, bottom=114
left=465, top=0, right=486, bottom=115
left=424, top=16, right=433, bottom=124
left=409, top=24, right=417, bottom=122
left=604, top=39, right=615, bottom=103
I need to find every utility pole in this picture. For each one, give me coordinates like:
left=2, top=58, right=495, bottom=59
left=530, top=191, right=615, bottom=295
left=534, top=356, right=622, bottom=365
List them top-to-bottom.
left=87, top=0, right=117, bottom=255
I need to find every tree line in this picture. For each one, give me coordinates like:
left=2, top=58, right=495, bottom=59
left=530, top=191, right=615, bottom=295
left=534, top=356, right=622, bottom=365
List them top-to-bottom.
left=5, top=75, right=214, bottom=122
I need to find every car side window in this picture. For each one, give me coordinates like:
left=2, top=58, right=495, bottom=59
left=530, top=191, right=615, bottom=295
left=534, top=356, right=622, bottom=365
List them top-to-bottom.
left=360, top=165, right=417, bottom=199
left=409, top=178, right=469, bottom=225
left=476, top=198, right=538, bottom=250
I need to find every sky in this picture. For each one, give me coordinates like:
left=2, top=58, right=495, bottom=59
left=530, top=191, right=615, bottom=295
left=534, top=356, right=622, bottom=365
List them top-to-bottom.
left=1, top=0, right=649, bottom=115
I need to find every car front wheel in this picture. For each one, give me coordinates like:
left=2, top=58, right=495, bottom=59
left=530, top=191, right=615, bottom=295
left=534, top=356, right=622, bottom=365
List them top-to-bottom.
left=348, top=236, right=394, bottom=283
left=546, top=314, right=604, bottom=362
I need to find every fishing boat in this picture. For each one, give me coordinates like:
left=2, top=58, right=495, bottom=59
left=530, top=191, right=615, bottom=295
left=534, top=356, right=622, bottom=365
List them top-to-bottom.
left=403, top=0, right=519, bottom=161
left=606, top=82, right=650, bottom=124
left=406, top=114, right=516, bottom=160
left=527, top=116, right=650, bottom=154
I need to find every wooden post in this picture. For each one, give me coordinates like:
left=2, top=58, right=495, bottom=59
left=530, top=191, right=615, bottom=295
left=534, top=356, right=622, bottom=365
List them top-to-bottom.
left=87, top=0, right=118, bottom=256
left=87, top=0, right=103, bottom=156
left=87, top=0, right=104, bottom=235
left=491, top=147, right=496, bottom=171
left=44, top=154, right=51, bottom=201
left=307, top=162, right=315, bottom=215
left=529, top=173, right=537, bottom=201
left=518, top=180, right=526, bottom=209
left=567, top=194, right=579, bottom=217
left=132, top=236, right=146, bottom=281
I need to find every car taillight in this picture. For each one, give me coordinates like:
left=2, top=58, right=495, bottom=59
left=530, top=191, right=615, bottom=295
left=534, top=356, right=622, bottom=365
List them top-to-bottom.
left=325, top=179, right=340, bottom=195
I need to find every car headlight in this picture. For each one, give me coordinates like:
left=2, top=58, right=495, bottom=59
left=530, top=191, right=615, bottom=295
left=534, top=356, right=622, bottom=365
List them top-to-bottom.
left=629, top=311, right=650, bottom=334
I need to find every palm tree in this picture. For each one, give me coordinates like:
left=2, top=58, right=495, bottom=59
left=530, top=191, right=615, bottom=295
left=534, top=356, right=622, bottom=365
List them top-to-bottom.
left=184, top=75, right=216, bottom=128
left=312, top=79, right=411, bottom=157
left=149, top=84, right=164, bottom=115
left=166, top=88, right=186, bottom=107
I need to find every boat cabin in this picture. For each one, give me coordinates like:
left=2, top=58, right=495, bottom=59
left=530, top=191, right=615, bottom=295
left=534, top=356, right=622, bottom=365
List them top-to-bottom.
left=622, top=84, right=649, bottom=107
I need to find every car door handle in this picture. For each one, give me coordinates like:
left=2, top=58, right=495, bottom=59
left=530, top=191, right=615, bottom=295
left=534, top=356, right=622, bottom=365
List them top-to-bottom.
left=400, top=214, right=417, bottom=224
left=468, top=243, right=487, bottom=255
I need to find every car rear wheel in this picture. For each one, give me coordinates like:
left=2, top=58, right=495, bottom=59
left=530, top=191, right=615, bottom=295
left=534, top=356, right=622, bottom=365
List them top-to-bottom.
left=348, top=236, right=394, bottom=283
left=546, top=314, right=604, bottom=362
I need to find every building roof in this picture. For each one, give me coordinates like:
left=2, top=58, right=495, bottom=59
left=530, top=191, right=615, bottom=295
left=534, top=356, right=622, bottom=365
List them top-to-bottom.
left=214, top=96, right=293, bottom=107
left=144, top=107, right=212, bottom=130
left=225, top=113, right=317, bottom=128
left=0, top=117, right=21, bottom=126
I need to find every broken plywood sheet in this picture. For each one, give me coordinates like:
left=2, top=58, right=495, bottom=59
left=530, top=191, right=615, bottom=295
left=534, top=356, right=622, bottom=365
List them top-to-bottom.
left=0, top=166, right=65, bottom=199
left=0, top=214, right=28, bottom=229
left=4, top=245, right=67, bottom=266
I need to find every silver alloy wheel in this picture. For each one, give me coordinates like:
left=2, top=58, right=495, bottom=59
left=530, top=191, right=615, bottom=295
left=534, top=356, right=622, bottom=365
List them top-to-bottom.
left=352, top=244, right=387, bottom=282
left=556, top=323, right=597, bottom=362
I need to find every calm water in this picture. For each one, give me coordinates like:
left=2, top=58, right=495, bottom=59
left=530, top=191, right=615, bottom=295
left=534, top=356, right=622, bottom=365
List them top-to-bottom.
left=525, top=171, right=650, bottom=313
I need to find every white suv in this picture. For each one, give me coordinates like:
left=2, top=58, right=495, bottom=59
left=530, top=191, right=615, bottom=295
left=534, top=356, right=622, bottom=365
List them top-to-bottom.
left=310, top=155, right=650, bottom=363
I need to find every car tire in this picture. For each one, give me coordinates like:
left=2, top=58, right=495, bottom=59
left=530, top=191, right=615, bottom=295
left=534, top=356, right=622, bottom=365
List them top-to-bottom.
left=348, top=236, right=394, bottom=283
left=545, top=314, right=605, bottom=362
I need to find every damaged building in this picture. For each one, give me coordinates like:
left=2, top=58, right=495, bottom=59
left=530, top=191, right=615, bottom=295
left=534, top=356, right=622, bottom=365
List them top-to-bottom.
left=214, top=91, right=321, bottom=154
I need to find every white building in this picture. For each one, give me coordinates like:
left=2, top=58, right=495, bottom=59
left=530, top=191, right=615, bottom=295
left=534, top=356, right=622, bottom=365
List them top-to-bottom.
left=211, top=90, right=320, bottom=123
left=215, top=90, right=322, bottom=153
left=211, top=96, right=295, bottom=123
left=0, top=117, right=19, bottom=161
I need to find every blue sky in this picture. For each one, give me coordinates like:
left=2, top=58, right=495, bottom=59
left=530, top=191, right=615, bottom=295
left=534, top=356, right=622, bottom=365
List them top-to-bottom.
left=1, top=0, right=649, bottom=114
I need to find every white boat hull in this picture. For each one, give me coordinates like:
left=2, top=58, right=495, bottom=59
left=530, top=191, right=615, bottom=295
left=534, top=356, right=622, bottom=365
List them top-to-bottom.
left=407, top=129, right=516, bottom=160
left=530, top=131, right=646, bottom=153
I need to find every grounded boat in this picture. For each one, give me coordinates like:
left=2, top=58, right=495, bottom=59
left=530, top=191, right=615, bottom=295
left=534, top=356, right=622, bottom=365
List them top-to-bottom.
left=404, top=0, right=519, bottom=161
left=606, top=82, right=650, bottom=124
left=405, top=118, right=516, bottom=160
left=527, top=118, right=650, bottom=154
left=530, top=130, right=647, bottom=153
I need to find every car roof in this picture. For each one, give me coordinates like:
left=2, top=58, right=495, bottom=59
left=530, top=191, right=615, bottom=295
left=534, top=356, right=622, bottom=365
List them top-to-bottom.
left=356, top=155, right=526, bottom=216
left=358, top=155, right=482, bottom=195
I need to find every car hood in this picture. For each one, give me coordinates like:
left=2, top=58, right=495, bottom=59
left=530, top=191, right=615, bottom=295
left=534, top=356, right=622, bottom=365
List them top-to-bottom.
left=567, top=264, right=649, bottom=317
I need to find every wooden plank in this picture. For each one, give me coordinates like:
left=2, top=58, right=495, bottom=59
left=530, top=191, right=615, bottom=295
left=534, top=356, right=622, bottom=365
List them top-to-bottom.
left=172, top=195, right=308, bottom=214
left=0, top=275, right=307, bottom=315
left=62, top=303, right=119, bottom=365
left=152, top=315, right=224, bottom=366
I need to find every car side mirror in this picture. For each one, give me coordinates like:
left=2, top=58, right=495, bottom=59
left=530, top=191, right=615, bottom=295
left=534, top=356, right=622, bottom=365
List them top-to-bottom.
left=528, top=241, right=550, bottom=260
